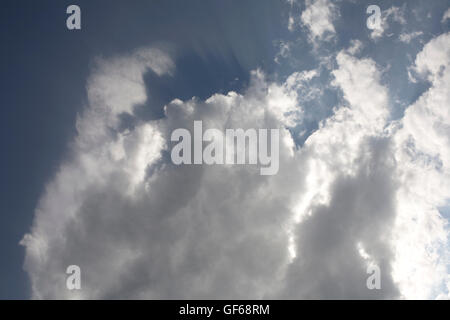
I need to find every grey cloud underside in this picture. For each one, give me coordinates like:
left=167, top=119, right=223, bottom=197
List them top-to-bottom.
left=280, top=138, right=399, bottom=299
left=52, top=161, right=297, bottom=299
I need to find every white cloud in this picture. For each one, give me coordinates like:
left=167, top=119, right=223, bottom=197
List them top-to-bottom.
left=300, top=0, right=338, bottom=42
left=370, top=6, right=407, bottom=40
left=442, top=8, right=450, bottom=23
left=399, top=31, right=424, bottom=43
left=21, top=33, right=450, bottom=299
left=391, top=33, right=450, bottom=299
left=347, top=39, right=364, bottom=55
left=25, top=46, right=400, bottom=299
left=21, top=48, right=307, bottom=299
left=278, top=50, right=400, bottom=298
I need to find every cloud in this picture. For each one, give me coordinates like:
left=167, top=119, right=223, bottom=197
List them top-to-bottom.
left=300, top=0, right=338, bottom=42
left=370, top=6, right=407, bottom=40
left=442, top=8, right=450, bottom=23
left=399, top=31, right=424, bottom=43
left=391, top=32, right=450, bottom=299
left=21, top=33, right=450, bottom=299
left=275, top=41, right=292, bottom=64
left=20, top=48, right=175, bottom=299
left=21, top=48, right=307, bottom=299
left=276, top=50, right=400, bottom=299
left=279, top=137, right=400, bottom=298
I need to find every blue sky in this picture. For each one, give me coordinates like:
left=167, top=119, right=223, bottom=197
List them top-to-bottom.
left=1, top=0, right=450, bottom=299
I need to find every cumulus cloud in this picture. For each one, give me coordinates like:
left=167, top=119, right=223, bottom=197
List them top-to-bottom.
left=390, top=32, right=450, bottom=299
left=21, top=33, right=450, bottom=299
left=346, top=39, right=364, bottom=55
left=21, top=48, right=305, bottom=299
left=278, top=50, right=400, bottom=299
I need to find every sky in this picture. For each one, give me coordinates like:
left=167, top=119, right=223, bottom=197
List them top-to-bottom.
left=1, top=0, right=450, bottom=299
